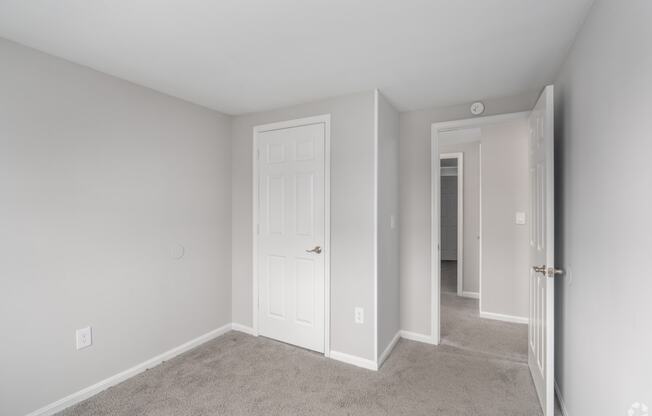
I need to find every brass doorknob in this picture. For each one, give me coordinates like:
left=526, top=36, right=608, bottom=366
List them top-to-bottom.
left=306, top=246, right=322, bottom=254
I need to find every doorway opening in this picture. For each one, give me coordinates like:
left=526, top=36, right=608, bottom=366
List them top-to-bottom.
left=432, top=112, right=532, bottom=362
left=438, top=147, right=485, bottom=354
left=440, top=153, right=464, bottom=297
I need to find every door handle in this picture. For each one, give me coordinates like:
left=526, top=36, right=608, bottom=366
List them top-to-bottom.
left=306, top=246, right=322, bottom=254
left=532, top=265, right=547, bottom=275
left=533, top=265, right=564, bottom=277
left=546, top=267, right=564, bottom=277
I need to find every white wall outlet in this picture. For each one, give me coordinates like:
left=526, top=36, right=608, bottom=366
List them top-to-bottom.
left=515, top=211, right=526, bottom=225
left=390, top=214, right=397, bottom=229
left=354, top=307, right=364, bottom=324
left=76, top=326, right=92, bottom=350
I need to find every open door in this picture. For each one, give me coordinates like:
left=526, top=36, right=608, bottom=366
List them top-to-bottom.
left=528, top=85, right=560, bottom=415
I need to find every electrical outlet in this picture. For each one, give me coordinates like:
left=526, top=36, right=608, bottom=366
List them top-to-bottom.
left=354, top=307, right=364, bottom=324
left=76, top=326, right=92, bottom=350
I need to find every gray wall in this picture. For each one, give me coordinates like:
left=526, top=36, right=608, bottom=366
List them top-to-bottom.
left=554, top=0, right=652, bottom=413
left=0, top=39, right=232, bottom=416
left=231, top=91, right=377, bottom=361
left=376, top=91, right=400, bottom=358
left=399, top=92, right=536, bottom=336
left=480, top=121, right=529, bottom=319
left=439, top=142, right=480, bottom=293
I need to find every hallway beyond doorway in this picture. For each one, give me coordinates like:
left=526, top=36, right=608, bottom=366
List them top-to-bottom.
left=440, top=260, right=528, bottom=363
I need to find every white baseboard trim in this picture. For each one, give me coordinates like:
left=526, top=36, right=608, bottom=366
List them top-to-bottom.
left=460, top=291, right=479, bottom=299
left=479, top=311, right=528, bottom=324
left=25, top=323, right=232, bottom=416
left=231, top=323, right=256, bottom=336
left=399, top=330, right=435, bottom=345
left=377, top=331, right=401, bottom=369
left=329, top=350, right=378, bottom=371
left=555, top=381, right=569, bottom=416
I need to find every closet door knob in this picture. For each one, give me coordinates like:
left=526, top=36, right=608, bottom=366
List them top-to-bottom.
left=306, top=246, right=322, bottom=254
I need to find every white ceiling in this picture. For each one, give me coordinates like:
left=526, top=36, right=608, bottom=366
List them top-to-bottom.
left=0, top=0, right=593, bottom=115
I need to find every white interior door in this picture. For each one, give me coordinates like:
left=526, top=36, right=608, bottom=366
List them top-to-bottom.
left=528, top=85, right=556, bottom=415
left=256, top=121, right=326, bottom=353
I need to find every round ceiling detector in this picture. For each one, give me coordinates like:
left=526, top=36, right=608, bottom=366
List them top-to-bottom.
left=470, top=101, right=485, bottom=116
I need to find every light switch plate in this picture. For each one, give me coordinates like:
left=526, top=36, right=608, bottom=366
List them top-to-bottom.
left=515, top=212, right=526, bottom=225
left=390, top=215, right=396, bottom=229
left=76, top=326, right=92, bottom=350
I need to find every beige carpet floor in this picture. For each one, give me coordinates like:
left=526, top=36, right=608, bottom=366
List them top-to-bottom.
left=58, top=263, right=558, bottom=416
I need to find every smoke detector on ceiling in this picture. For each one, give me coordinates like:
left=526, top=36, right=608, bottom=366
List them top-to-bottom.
left=470, top=101, right=485, bottom=116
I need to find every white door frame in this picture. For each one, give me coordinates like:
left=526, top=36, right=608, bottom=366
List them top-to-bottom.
left=430, top=111, right=529, bottom=345
left=252, top=114, right=331, bottom=357
left=439, top=152, right=464, bottom=297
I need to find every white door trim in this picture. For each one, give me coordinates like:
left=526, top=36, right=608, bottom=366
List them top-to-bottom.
left=373, top=89, right=379, bottom=363
left=430, top=111, right=529, bottom=345
left=252, top=114, right=331, bottom=357
left=478, top=143, right=483, bottom=310
left=440, top=152, right=464, bottom=297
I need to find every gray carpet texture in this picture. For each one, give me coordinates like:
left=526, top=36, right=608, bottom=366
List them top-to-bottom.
left=440, top=261, right=528, bottom=363
left=58, top=263, right=556, bottom=416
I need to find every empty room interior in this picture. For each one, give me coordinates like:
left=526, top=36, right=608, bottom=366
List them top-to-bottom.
left=1, top=1, right=650, bottom=415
